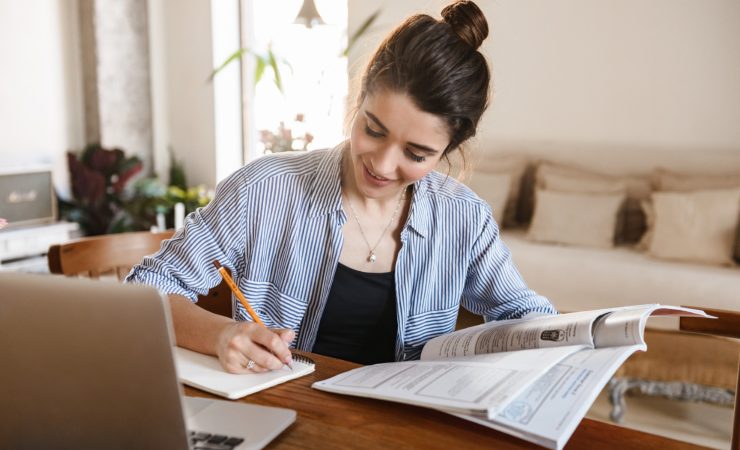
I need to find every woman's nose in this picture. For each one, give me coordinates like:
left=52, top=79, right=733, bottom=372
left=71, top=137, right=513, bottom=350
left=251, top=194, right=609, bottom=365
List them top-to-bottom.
left=370, top=145, right=400, bottom=176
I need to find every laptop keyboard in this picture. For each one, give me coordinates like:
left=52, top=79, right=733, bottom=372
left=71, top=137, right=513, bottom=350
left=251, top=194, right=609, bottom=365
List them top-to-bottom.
left=189, top=431, right=245, bottom=449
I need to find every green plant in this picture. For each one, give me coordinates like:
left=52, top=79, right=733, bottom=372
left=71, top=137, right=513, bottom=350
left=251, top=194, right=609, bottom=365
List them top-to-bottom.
left=342, top=9, right=381, bottom=57
left=209, top=45, right=292, bottom=93
left=59, top=144, right=143, bottom=236
left=60, top=144, right=213, bottom=235
left=168, top=146, right=187, bottom=190
left=118, top=150, right=212, bottom=232
left=120, top=178, right=212, bottom=232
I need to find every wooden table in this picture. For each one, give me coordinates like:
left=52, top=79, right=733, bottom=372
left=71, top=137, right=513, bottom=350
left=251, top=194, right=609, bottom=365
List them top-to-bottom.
left=184, top=352, right=707, bottom=449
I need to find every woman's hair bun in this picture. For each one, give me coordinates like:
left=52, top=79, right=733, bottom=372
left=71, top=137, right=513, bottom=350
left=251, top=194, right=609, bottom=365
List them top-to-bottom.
left=441, top=1, right=488, bottom=50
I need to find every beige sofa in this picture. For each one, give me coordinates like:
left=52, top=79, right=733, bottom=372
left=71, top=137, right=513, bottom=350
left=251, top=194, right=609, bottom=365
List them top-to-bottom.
left=465, top=143, right=740, bottom=321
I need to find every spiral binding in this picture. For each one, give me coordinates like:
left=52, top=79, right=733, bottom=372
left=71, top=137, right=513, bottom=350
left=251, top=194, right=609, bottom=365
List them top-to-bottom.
left=291, top=353, right=316, bottom=366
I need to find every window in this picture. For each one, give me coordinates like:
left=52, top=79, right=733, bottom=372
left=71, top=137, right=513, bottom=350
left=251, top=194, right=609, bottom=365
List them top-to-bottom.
left=243, top=0, right=348, bottom=160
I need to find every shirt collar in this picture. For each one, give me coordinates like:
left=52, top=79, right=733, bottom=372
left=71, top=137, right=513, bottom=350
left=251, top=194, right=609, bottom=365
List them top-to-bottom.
left=307, top=144, right=345, bottom=217
left=404, top=176, right=432, bottom=238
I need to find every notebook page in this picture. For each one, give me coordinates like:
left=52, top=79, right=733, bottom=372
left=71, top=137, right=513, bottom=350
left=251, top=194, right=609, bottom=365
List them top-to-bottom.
left=174, top=347, right=315, bottom=400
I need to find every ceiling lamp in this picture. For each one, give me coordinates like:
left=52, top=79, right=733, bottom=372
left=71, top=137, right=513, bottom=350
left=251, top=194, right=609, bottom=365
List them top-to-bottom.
left=294, top=0, right=325, bottom=28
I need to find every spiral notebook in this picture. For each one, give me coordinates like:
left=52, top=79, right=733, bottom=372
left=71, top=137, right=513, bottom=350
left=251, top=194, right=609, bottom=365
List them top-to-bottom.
left=174, top=347, right=316, bottom=400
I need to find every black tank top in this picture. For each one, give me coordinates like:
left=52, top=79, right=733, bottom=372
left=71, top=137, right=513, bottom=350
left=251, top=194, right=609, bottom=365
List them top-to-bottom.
left=312, top=263, right=397, bottom=364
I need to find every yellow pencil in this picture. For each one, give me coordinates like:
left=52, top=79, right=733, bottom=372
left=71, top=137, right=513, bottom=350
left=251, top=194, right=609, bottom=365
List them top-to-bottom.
left=213, top=260, right=293, bottom=370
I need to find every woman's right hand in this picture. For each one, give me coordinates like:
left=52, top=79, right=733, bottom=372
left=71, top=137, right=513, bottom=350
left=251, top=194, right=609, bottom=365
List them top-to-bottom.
left=215, top=321, right=295, bottom=374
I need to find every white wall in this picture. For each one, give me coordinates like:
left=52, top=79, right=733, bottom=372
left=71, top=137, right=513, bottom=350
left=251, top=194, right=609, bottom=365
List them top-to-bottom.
left=0, top=0, right=84, bottom=199
left=148, top=0, right=242, bottom=188
left=149, top=0, right=217, bottom=187
left=348, top=0, right=740, bottom=158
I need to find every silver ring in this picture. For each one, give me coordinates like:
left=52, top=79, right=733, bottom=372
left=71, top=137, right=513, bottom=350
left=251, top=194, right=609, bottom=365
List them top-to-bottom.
left=246, top=360, right=255, bottom=370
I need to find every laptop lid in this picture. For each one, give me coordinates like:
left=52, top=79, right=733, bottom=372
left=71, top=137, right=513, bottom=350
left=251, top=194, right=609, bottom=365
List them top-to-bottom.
left=0, top=272, right=190, bottom=449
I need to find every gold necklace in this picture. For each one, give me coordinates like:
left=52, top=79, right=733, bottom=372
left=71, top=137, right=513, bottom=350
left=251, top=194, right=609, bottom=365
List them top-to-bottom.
left=345, top=188, right=407, bottom=263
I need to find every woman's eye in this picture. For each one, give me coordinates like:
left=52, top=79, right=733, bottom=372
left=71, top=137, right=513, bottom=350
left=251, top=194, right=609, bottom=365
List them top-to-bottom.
left=364, top=125, right=384, bottom=138
left=405, top=149, right=426, bottom=163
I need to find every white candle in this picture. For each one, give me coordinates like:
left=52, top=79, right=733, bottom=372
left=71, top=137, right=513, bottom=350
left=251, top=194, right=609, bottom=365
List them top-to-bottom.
left=174, top=202, right=185, bottom=230
left=156, top=212, right=166, bottom=231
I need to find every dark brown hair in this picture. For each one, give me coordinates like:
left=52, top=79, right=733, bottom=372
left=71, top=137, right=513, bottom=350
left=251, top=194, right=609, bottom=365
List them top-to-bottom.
left=358, top=1, right=491, bottom=157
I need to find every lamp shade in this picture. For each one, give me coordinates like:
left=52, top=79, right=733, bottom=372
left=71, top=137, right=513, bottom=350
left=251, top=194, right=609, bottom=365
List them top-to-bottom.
left=294, top=0, right=325, bottom=28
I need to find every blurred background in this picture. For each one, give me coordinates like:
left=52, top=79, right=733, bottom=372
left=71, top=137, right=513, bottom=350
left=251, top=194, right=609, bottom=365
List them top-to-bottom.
left=1, top=0, right=738, bottom=202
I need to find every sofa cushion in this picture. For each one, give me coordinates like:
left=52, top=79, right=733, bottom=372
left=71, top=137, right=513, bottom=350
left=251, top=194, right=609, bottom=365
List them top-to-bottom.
left=473, top=155, right=528, bottom=228
left=532, top=162, right=651, bottom=244
left=537, top=162, right=651, bottom=198
left=650, top=168, right=740, bottom=263
left=652, top=168, right=740, bottom=192
left=540, top=171, right=625, bottom=193
left=467, top=172, right=511, bottom=225
left=527, top=188, right=625, bottom=248
left=642, top=188, right=740, bottom=266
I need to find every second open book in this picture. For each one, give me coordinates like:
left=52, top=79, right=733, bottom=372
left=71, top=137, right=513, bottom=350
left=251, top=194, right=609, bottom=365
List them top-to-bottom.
left=312, top=304, right=711, bottom=450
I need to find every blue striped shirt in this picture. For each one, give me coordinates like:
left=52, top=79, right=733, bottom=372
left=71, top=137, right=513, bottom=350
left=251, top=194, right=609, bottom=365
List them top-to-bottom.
left=125, top=146, right=556, bottom=360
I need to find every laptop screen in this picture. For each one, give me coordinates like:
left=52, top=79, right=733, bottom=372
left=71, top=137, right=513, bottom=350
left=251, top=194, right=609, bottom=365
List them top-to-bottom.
left=0, top=273, right=190, bottom=449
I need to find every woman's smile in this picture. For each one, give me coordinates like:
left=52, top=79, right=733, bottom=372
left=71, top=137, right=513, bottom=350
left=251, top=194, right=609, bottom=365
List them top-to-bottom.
left=347, top=91, right=449, bottom=201
left=362, top=162, right=397, bottom=187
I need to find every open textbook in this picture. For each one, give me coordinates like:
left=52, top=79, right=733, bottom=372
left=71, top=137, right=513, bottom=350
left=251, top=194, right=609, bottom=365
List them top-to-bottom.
left=312, top=304, right=711, bottom=449
left=174, top=347, right=315, bottom=400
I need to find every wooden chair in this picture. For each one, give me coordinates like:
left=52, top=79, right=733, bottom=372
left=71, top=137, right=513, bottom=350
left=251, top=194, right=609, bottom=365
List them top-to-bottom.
left=48, top=230, right=232, bottom=318
left=681, top=306, right=740, bottom=450
left=455, top=308, right=484, bottom=330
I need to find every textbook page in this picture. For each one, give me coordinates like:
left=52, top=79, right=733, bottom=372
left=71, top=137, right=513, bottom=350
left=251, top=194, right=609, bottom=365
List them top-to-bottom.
left=421, top=304, right=712, bottom=360
left=592, top=304, right=710, bottom=348
left=420, top=309, right=612, bottom=360
left=312, top=345, right=585, bottom=419
left=454, top=345, right=642, bottom=450
left=174, top=347, right=315, bottom=400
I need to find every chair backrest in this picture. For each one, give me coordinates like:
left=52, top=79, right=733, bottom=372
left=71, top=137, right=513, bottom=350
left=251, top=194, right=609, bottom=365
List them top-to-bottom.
left=48, top=230, right=175, bottom=280
left=48, top=231, right=232, bottom=318
left=681, top=306, right=740, bottom=450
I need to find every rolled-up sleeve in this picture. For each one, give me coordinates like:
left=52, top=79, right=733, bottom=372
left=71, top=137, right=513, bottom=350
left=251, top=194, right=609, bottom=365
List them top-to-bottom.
left=124, top=171, right=248, bottom=302
left=462, top=206, right=557, bottom=321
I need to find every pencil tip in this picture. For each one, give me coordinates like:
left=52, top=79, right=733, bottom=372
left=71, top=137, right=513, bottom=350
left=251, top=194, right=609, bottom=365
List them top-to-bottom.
left=212, top=260, right=222, bottom=269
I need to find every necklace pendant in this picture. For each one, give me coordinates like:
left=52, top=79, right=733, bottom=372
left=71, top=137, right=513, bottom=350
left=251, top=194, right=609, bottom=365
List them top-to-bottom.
left=368, top=251, right=377, bottom=263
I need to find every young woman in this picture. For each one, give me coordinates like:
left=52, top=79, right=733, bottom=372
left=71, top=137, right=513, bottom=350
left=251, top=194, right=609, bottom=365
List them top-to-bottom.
left=126, top=0, right=556, bottom=372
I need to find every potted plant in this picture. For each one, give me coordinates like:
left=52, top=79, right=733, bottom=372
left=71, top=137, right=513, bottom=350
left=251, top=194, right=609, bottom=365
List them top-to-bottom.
left=59, top=144, right=142, bottom=236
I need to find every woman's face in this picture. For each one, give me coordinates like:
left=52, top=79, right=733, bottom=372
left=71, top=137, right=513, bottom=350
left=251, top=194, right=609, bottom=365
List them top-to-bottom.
left=348, top=90, right=450, bottom=200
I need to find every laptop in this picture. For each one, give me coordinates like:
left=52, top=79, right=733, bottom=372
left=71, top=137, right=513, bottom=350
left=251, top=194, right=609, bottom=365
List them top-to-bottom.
left=0, top=272, right=296, bottom=450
